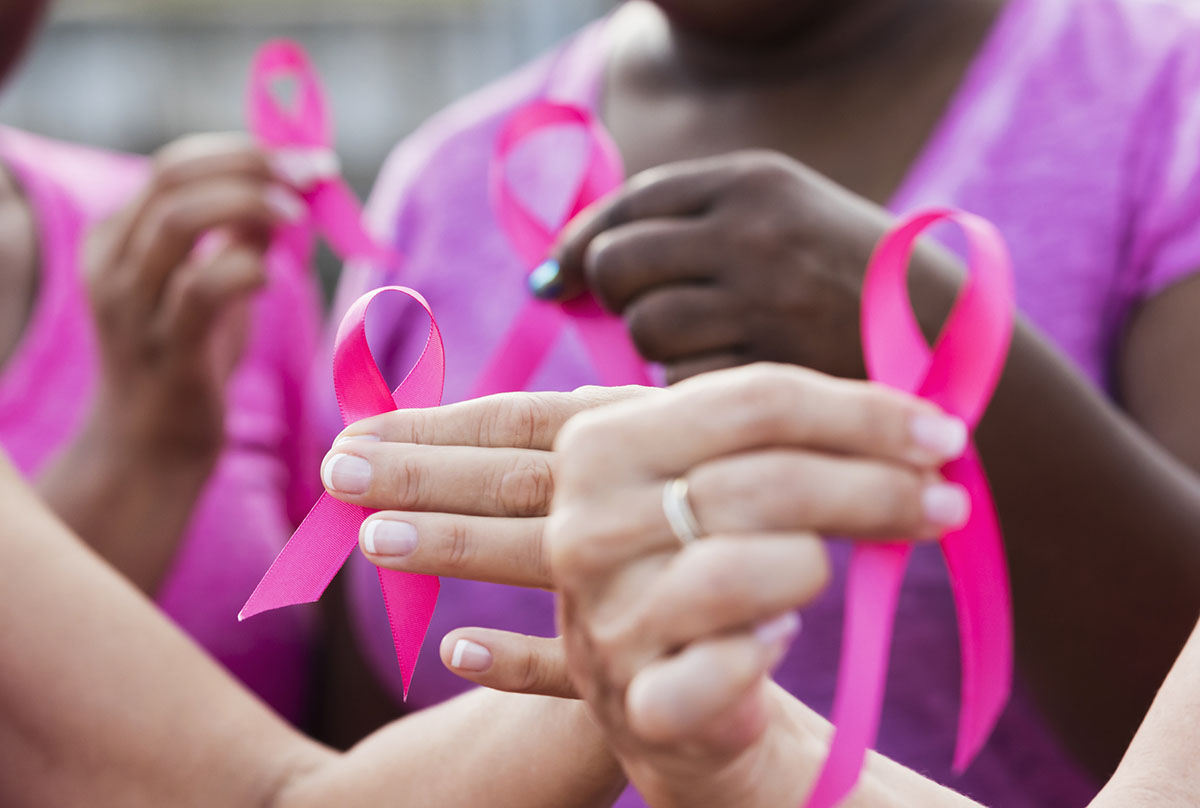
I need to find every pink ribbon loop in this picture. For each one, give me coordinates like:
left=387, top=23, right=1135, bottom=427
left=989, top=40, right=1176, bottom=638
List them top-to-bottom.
left=247, top=39, right=398, bottom=268
left=241, top=40, right=443, bottom=696
left=473, top=101, right=653, bottom=397
left=805, top=209, right=1015, bottom=808
left=239, top=285, right=446, bottom=696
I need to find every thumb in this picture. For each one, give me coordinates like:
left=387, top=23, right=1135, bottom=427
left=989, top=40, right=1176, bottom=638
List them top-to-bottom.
left=440, top=628, right=577, bottom=699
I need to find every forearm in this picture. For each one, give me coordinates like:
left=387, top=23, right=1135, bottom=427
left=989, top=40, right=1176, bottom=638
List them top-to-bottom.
left=976, top=321, right=1200, bottom=775
left=35, top=412, right=213, bottom=594
left=0, top=455, right=326, bottom=808
left=3, top=455, right=626, bottom=808
left=1088, top=619, right=1200, bottom=808
left=284, top=690, right=625, bottom=808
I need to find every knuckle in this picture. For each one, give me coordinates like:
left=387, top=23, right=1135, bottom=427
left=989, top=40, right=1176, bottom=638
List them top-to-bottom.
left=721, top=366, right=801, bottom=445
left=390, top=453, right=429, bottom=510
left=496, top=455, right=555, bottom=517
left=545, top=507, right=604, bottom=582
left=443, top=518, right=474, bottom=573
left=687, top=547, right=745, bottom=610
left=516, top=646, right=548, bottom=693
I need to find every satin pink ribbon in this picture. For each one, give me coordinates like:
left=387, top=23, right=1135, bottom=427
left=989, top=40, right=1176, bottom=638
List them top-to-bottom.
left=239, top=40, right=445, bottom=696
left=474, top=101, right=653, bottom=396
left=805, top=209, right=1015, bottom=807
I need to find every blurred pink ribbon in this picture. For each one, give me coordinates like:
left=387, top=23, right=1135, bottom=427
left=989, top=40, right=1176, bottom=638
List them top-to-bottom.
left=246, top=39, right=395, bottom=267
left=239, top=40, right=445, bottom=696
left=474, top=101, right=653, bottom=396
left=805, top=209, right=1015, bottom=807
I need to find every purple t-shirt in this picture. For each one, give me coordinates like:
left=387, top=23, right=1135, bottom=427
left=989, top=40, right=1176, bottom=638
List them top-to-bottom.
left=327, top=0, right=1200, bottom=803
left=0, top=128, right=323, bottom=723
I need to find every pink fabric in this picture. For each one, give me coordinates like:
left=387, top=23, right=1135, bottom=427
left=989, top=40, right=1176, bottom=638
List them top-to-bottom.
left=324, top=0, right=1200, bottom=803
left=241, top=40, right=446, bottom=696
left=0, top=126, right=322, bottom=723
left=807, top=210, right=1015, bottom=808
left=242, top=286, right=445, bottom=696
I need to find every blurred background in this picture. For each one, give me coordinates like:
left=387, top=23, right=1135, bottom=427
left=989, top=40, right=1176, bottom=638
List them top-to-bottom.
left=0, top=0, right=613, bottom=289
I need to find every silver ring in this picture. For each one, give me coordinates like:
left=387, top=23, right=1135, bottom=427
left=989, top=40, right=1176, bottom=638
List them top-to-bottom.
left=662, top=477, right=703, bottom=545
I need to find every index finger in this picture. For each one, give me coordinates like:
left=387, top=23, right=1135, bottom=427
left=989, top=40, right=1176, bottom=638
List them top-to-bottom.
left=543, top=156, right=737, bottom=301
left=554, top=363, right=968, bottom=490
left=338, top=385, right=656, bottom=451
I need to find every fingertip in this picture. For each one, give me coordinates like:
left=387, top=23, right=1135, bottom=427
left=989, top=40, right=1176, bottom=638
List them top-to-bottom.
left=528, top=258, right=565, bottom=300
left=909, top=411, right=969, bottom=463
left=440, top=631, right=495, bottom=676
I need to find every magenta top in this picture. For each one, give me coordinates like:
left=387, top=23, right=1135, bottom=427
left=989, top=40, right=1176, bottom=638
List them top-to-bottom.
left=324, top=0, right=1200, bottom=803
left=0, top=127, right=323, bottom=723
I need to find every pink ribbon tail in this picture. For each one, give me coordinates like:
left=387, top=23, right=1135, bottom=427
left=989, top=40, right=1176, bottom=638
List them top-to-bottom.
left=805, top=209, right=1015, bottom=807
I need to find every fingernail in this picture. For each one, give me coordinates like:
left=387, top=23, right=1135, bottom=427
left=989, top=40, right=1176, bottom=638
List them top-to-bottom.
left=270, top=147, right=341, bottom=190
left=266, top=185, right=307, bottom=223
left=528, top=259, right=563, bottom=300
left=910, top=414, right=968, bottom=460
left=334, top=433, right=380, bottom=448
left=321, top=453, right=372, bottom=495
left=923, top=482, right=971, bottom=529
left=363, top=519, right=418, bottom=556
left=755, top=611, right=801, bottom=647
left=450, top=639, right=492, bottom=672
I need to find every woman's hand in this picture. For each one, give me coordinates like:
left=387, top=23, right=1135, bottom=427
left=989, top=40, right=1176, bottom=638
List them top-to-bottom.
left=36, top=132, right=318, bottom=593
left=83, top=132, right=305, bottom=466
left=536, top=150, right=960, bottom=383
left=547, top=364, right=970, bottom=807
left=321, top=385, right=656, bottom=696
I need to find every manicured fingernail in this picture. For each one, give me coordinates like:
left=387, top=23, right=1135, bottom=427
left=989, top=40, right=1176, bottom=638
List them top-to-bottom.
left=270, top=147, right=341, bottom=189
left=266, top=185, right=307, bottom=223
left=528, top=259, right=563, bottom=300
left=910, top=414, right=968, bottom=460
left=334, top=433, right=380, bottom=448
left=322, top=453, right=371, bottom=495
left=923, top=482, right=971, bottom=529
left=363, top=519, right=418, bottom=556
left=755, top=611, right=801, bottom=647
left=450, top=639, right=492, bottom=672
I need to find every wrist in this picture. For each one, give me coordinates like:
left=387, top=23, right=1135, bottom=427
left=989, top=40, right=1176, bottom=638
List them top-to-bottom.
left=87, top=387, right=224, bottom=472
left=72, top=404, right=220, bottom=485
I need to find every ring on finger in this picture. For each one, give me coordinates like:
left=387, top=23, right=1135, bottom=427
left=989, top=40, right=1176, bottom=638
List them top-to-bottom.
left=662, top=477, right=704, bottom=545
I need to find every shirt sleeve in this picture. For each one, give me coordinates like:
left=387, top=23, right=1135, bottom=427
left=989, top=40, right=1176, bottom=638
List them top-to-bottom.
left=1122, top=39, right=1200, bottom=305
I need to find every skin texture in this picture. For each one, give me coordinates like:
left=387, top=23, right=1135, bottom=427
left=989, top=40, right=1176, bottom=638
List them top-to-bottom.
left=516, top=0, right=1200, bottom=777
left=32, top=133, right=309, bottom=594
left=547, top=366, right=984, bottom=807
left=333, top=377, right=1200, bottom=808
left=0, top=451, right=625, bottom=808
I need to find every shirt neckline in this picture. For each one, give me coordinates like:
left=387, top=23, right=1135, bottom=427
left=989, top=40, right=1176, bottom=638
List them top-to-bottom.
left=545, top=0, right=1036, bottom=215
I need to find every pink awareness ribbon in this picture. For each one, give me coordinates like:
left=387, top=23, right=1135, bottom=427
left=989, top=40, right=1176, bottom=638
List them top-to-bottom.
left=246, top=39, right=396, bottom=268
left=239, top=40, right=445, bottom=696
left=474, top=101, right=653, bottom=396
left=805, top=209, right=1015, bottom=807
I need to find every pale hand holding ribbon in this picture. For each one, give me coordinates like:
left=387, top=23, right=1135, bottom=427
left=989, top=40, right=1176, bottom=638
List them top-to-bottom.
left=238, top=40, right=446, bottom=696
left=474, top=101, right=654, bottom=396
left=805, top=210, right=1016, bottom=808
